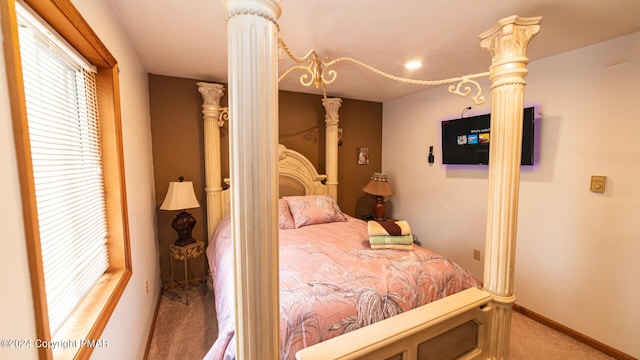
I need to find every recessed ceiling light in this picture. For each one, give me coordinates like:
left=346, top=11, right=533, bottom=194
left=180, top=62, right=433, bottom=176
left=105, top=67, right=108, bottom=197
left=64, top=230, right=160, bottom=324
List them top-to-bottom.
left=405, top=61, right=422, bottom=69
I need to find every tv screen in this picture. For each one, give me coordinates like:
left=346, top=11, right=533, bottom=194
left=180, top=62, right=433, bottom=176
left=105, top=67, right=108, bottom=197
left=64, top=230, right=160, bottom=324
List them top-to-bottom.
left=441, top=107, right=535, bottom=165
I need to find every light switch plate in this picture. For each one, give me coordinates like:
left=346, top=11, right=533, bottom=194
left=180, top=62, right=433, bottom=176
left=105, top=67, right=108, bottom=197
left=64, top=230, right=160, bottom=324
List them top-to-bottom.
left=590, top=176, right=606, bottom=193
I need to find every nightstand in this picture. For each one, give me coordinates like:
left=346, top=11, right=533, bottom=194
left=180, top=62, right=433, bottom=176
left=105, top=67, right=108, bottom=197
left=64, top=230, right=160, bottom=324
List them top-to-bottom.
left=167, top=241, right=206, bottom=305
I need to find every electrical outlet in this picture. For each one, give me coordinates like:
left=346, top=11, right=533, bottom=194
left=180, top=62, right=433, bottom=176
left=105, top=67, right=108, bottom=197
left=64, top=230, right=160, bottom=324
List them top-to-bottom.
left=473, top=249, right=481, bottom=260
left=145, top=279, right=149, bottom=294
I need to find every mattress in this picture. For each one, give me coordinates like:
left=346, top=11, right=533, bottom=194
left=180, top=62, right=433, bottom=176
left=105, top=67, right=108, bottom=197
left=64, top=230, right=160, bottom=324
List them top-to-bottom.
left=204, top=215, right=481, bottom=359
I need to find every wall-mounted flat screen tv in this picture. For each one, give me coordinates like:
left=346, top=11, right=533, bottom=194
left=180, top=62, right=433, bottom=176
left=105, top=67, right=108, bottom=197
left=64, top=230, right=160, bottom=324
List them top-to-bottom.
left=441, top=107, right=535, bottom=165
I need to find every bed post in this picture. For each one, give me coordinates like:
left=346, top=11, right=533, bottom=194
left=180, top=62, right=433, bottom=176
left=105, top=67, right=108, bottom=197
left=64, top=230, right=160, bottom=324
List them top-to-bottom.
left=224, top=0, right=282, bottom=359
left=479, top=16, right=541, bottom=359
left=197, top=82, right=226, bottom=240
left=322, top=97, right=341, bottom=200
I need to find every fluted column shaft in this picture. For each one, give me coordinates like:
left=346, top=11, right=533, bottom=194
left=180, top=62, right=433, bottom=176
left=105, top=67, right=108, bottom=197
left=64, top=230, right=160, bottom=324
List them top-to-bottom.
left=223, top=1, right=282, bottom=359
left=479, top=15, right=541, bottom=359
left=197, top=82, right=225, bottom=240
left=322, top=98, right=342, bottom=200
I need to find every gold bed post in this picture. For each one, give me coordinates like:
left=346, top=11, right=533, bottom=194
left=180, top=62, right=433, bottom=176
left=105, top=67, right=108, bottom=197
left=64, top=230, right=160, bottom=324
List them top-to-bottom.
left=224, top=0, right=282, bottom=359
left=479, top=16, right=541, bottom=359
left=197, top=82, right=226, bottom=240
left=322, top=98, right=341, bottom=200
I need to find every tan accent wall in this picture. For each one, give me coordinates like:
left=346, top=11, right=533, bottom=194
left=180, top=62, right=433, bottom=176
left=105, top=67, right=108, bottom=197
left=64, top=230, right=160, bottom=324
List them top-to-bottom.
left=149, top=74, right=382, bottom=284
left=278, top=90, right=383, bottom=217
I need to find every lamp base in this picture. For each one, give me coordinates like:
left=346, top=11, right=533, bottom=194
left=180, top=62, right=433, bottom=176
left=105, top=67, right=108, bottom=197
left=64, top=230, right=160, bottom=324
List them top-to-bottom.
left=373, top=195, right=387, bottom=221
left=172, top=210, right=197, bottom=247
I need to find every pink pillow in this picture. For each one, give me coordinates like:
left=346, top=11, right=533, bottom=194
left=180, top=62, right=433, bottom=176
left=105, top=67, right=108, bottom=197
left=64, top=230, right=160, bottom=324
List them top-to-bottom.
left=284, top=195, right=347, bottom=228
left=278, top=199, right=295, bottom=230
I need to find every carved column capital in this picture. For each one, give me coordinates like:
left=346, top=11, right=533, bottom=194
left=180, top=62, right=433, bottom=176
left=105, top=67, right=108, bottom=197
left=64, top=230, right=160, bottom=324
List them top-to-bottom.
left=479, top=16, right=541, bottom=82
left=480, top=16, right=541, bottom=61
left=197, top=82, right=225, bottom=107
left=322, top=97, right=342, bottom=127
left=322, top=97, right=342, bottom=115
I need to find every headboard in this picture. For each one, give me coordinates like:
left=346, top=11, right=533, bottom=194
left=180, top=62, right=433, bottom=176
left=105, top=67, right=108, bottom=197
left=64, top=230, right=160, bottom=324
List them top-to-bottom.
left=197, top=82, right=342, bottom=239
left=223, top=144, right=329, bottom=204
left=278, top=144, right=328, bottom=197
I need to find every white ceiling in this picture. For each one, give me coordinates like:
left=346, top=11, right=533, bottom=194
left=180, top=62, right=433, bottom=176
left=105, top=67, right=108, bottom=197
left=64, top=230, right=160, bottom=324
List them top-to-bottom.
left=107, top=0, right=640, bottom=102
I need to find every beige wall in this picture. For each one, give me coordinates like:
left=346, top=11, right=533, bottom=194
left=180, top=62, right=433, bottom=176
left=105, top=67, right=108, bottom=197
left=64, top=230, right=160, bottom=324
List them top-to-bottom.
left=0, top=1, right=160, bottom=359
left=0, top=6, right=38, bottom=359
left=382, top=32, right=640, bottom=358
left=149, top=75, right=383, bottom=284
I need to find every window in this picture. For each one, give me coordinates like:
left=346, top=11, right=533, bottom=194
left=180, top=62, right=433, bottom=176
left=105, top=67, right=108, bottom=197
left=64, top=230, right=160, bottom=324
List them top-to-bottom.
left=1, top=0, right=131, bottom=358
left=17, top=3, right=109, bottom=336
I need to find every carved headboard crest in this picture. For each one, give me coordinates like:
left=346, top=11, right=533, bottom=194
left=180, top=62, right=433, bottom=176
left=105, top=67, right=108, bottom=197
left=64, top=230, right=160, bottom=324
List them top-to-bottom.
left=278, top=144, right=327, bottom=197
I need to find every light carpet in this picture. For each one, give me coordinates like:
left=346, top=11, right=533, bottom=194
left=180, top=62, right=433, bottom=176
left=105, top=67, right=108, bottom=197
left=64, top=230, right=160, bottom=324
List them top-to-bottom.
left=147, top=287, right=217, bottom=360
left=510, top=311, right=614, bottom=360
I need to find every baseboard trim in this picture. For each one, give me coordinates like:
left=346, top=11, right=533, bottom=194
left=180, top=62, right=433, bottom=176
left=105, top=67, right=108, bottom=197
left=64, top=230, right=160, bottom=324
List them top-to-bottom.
left=142, top=288, right=163, bottom=360
left=512, top=304, right=636, bottom=360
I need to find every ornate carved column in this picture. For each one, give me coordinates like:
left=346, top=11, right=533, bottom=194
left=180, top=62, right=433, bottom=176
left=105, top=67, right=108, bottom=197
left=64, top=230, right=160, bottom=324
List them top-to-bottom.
left=223, top=1, right=282, bottom=359
left=479, top=15, right=541, bottom=359
left=196, top=82, right=226, bottom=240
left=322, top=97, right=342, bottom=200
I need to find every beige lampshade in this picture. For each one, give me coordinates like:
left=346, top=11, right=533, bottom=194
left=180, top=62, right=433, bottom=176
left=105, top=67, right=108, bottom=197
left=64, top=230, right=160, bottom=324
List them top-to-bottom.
left=362, top=173, right=394, bottom=197
left=160, top=179, right=200, bottom=211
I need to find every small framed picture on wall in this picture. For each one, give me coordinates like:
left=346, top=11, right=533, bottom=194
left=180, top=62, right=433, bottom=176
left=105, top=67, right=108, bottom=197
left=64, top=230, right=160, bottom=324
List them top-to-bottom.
left=357, top=147, right=369, bottom=165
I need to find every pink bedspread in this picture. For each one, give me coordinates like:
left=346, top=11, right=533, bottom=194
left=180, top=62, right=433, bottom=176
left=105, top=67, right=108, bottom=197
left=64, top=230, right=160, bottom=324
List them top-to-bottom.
left=205, top=215, right=481, bottom=360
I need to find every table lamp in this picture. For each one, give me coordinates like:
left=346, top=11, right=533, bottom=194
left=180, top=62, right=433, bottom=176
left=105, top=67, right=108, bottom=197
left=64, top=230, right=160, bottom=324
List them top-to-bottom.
left=362, top=172, right=394, bottom=221
left=160, top=176, right=200, bottom=246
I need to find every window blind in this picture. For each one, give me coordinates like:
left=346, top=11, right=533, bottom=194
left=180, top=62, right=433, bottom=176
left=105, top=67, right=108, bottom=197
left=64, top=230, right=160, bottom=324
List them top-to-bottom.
left=17, top=5, right=109, bottom=336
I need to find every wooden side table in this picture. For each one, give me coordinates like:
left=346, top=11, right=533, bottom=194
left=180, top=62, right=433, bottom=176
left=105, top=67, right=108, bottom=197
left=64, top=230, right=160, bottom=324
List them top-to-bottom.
left=167, top=241, right=206, bottom=305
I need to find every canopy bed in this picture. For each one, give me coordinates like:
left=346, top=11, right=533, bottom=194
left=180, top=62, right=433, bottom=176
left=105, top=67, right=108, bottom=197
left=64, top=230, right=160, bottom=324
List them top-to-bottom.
left=202, top=1, right=541, bottom=359
left=199, top=82, right=484, bottom=359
